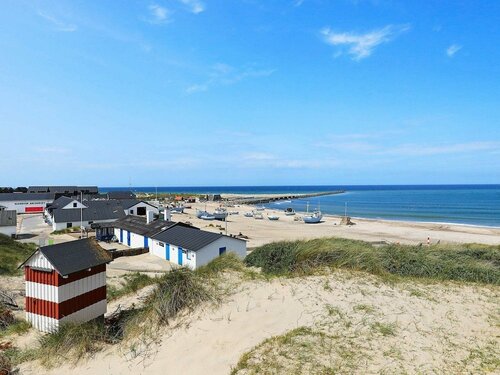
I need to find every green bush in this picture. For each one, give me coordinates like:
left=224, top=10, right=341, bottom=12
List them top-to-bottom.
left=0, top=234, right=36, bottom=275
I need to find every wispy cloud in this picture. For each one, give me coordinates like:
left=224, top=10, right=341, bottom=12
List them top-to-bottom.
left=179, top=0, right=205, bottom=14
left=293, top=0, right=305, bottom=6
left=147, top=4, right=171, bottom=24
left=38, top=11, right=77, bottom=32
left=321, top=24, right=410, bottom=60
left=446, top=44, right=462, bottom=57
left=185, top=63, right=275, bottom=94
left=381, top=141, right=499, bottom=156
left=34, top=147, right=70, bottom=154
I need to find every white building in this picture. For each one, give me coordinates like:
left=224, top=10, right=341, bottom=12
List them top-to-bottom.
left=0, top=192, right=55, bottom=214
left=120, top=200, right=159, bottom=217
left=0, top=208, right=16, bottom=237
left=112, top=214, right=178, bottom=249
left=150, top=225, right=247, bottom=270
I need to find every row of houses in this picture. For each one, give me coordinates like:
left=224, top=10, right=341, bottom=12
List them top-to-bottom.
left=0, top=188, right=137, bottom=214
left=44, top=196, right=158, bottom=231
left=110, top=213, right=246, bottom=270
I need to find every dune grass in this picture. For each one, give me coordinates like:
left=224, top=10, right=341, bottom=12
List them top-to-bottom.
left=0, top=234, right=36, bottom=276
left=245, top=238, right=500, bottom=285
left=107, top=272, right=157, bottom=301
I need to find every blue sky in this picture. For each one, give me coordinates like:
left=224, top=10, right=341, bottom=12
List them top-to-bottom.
left=0, top=0, right=499, bottom=187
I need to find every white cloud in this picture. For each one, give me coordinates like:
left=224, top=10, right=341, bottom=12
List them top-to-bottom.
left=179, top=0, right=205, bottom=14
left=148, top=4, right=171, bottom=24
left=38, top=11, right=77, bottom=32
left=321, top=24, right=410, bottom=60
left=446, top=44, right=462, bottom=57
left=185, top=63, right=275, bottom=94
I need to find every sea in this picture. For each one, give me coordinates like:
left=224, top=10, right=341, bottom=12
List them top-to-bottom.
left=101, top=185, right=500, bottom=228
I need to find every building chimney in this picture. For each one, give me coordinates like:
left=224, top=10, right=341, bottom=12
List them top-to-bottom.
left=164, top=208, right=171, bottom=222
left=146, top=210, right=154, bottom=224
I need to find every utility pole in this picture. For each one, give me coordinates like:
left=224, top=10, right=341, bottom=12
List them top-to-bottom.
left=80, top=191, right=83, bottom=238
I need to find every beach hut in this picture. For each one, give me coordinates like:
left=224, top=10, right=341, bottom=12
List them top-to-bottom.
left=150, top=225, right=247, bottom=270
left=19, top=238, right=113, bottom=333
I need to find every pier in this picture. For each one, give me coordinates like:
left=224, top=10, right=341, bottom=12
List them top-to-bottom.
left=227, top=190, right=345, bottom=205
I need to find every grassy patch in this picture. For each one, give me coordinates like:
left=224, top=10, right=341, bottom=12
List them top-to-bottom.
left=51, top=227, right=82, bottom=235
left=0, top=234, right=36, bottom=275
left=245, top=238, right=500, bottom=285
left=107, top=272, right=157, bottom=301
left=371, top=322, right=397, bottom=337
left=231, top=326, right=362, bottom=374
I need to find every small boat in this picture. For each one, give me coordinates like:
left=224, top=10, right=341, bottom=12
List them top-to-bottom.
left=171, top=206, right=184, bottom=214
left=255, top=206, right=265, bottom=211
left=212, top=207, right=228, bottom=221
left=284, top=207, right=296, bottom=216
left=196, top=209, right=209, bottom=218
left=229, top=211, right=239, bottom=215
left=303, top=211, right=323, bottom=224
left=244, top=212, right=253, bottom=218
left=253, top=212, right=264, bottom=220
left=200, top=215, right=216, bottom=221
left=268, top=215, right=279, bottom=221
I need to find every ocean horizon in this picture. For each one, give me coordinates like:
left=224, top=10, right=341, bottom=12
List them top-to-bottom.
left=101, top=185, right=500, bottom=228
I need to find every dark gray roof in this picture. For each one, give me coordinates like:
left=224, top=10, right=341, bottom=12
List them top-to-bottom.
left=28, top=186, right=98, bottom=194
left=0, top=192, right=55, bottom=202
left=47, top=196, right=74, bottom=210
left=119, top=199, right=156, bottom=210
left=52, top=200, right=125, bottom=223
left=0, top=210, right=16, bottom=226
left=112, top=215, right=179, bottom=237
left=151, top=225, right=242, bottom=251
left=21, top=238, right=112, bottom=276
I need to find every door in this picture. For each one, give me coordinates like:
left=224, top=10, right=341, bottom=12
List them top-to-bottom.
left=120, top=229, right=123, bottom=243
left=127, top=231, right=131, bottom=246
left=144, top=236, right=148, bottom=248
left=166, top=244, right=170, bottom=260
left=178, top=247, right=183, bottom=265
left=219, top=247, right=226, bottom=256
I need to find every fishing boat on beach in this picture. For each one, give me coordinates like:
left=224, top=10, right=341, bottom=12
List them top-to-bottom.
left=255, top=206, right=266, bottom=211
left=213, top=207, right=228, bottom=221
left=284, top=207, right=296, bottom=216
left=196, top=209, right=209, bottom=218
left=253, top=211, right=264, bottom=219
left=303, top=211, right=322, bottom=223
left=244, top=212, right=253, bottom=217
left=200, top=214, right=216, bottom=221
left=268, top=215, right=279, bottom=221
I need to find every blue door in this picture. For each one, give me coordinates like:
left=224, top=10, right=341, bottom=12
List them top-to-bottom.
left=120, top=229, right=123, bottom=243
left=127, top=231, right=131, bottom=246
left=144, top=236, right=148, bottom=248
left=166, top=244, right=170, bottom=260
left=178, top=247, right=183, bottom=265
left=219, top=247, right=226, bottom=256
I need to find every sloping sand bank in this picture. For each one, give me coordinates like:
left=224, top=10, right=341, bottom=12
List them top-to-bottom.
left=19, top=271, right=499, bottom=374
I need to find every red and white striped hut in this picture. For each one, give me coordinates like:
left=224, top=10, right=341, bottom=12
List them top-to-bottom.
left=20, top=238, right=113, bottom=332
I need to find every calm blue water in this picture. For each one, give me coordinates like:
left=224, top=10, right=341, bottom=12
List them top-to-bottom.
left=102, top=185, right=500, bottom=227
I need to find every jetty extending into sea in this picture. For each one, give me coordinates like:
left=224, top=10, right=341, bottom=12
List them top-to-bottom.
left=227, top=190, right=345, bottom=205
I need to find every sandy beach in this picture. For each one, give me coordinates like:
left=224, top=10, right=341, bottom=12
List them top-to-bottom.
left=182, top=200, right=500, bottom=246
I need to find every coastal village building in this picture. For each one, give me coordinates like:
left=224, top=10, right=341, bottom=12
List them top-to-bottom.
left=28, top=186, right=99, bottom=195
left=0, top=192, right=55, bottom=214
left=45, top=197, right=158, bottom=231
left=0, top=207, right=17, bottom=237
left=112, top=214, right=180, bottom=248
left=150, top=225, right=247, bottom=270
left=20, top=238, right=113, bottom=333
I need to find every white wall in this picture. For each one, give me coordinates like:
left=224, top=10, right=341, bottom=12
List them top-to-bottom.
left=1, top=199, right=53, bottom=214
left=62, top=200, right=87, bottom=209
left=127, top=202, right=159, bottom=216
left=52, top=218, right=117, bottom=231
left=0, top=226, right=16, bottom=237
left=113, top=228, right=148, bottom=248
left=150, top=236, right=246, bottom=270
left=193, top=237, right=246, bottom=269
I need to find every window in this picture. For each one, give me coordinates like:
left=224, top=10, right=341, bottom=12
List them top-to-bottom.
left=73, top=202, right=77, bottom=208
left=137, top=207, right=146, bottom=216
left=130, top=209, right=134, bottom=215
left=66, top=223, right=72, bottom=228
left=159, top=242, right=165, bottom=247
